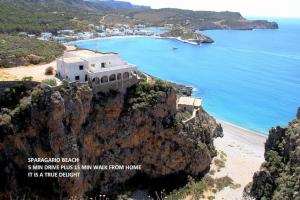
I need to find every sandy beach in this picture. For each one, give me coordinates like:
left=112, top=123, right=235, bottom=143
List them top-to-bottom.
left=210, top=119, right=267, bottom=200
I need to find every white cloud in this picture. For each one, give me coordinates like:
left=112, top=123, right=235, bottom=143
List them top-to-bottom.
left=128, top=0, right=300, bottom=17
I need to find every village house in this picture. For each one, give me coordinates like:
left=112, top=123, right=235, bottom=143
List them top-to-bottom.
left=38, top=32, right=53, bottom=41
left=56, top=50, right=138, bottom=85
left=177, top=96, right=202, bottom=112
left=177, top=96, right=202, bottom=123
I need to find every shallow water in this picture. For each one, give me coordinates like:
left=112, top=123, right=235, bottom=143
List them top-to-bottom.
left=70, top=18, right=300, bottom=134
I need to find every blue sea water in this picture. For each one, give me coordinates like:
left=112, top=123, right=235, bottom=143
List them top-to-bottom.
left=70, top=19, right=300, bottom=134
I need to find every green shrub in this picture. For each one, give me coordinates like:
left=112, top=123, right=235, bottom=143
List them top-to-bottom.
left=45, top=66, right=54, bottom=75
left=22, top=76, right=33, bottom=81
left=42, top=78, right=57, bottom=86
left=156, top=79, right=168, bottom=87
left=214, top=158, right=225, bottom=171
left=215, top=176, right=234, bottom=191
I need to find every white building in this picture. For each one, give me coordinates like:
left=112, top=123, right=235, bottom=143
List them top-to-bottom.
left=58, top=30, right=75, bottom=35
left=40, top=32, right=53, bottom=40
left=76, top=32, right=94, bottom=40
left=56, top=50, right=137, bottom=84
left=177, top=96, right=202, bottom=112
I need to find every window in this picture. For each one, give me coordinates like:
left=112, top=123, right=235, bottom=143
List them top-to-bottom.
left=101, top=62, right=106, bottom=68
left=79, top=65, right=84, bottom=70
left=123, top=72, right=129, bottom=80
left=117, top=73, right=122, bottom=80
left=109, top=74, right=116, bottom=81
left=85, top=75, right=88, bottom=81
left=75, top=76, right=80, bottom=81
left=101, top=76, right=108, bottom=83
left=95, top=77, right=100, bottom=84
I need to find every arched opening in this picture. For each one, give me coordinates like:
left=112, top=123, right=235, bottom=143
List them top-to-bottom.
left=123, top=72, right=129, bottom=80
left=117, top=73, right=122, bottom=80
left=109, top=74, right=116, bottom=81
left=101, top=76, right=108, bottom=83
left=95, top=77, right=100, bottom=84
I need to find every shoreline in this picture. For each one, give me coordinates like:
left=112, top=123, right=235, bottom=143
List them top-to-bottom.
left=66, top=35, right=200, bottom=46
left=211, top=117, right=266, bottom=199
left=217, top=119, right=267, bottom=138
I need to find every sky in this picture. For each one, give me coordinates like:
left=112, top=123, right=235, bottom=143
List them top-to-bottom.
left=127, top=0, right=300, bottom=18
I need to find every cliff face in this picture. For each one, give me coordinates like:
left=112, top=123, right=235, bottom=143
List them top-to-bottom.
left=0, top=81, right=222, bottom=199
left=244, top=108, right=300, bottom=200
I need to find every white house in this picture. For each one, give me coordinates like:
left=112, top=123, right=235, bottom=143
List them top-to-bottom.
left=40, top=32, right=53, bottom=40
left=56, top=50, right=137, bottom=84
left=177, top=96, right=202, bottom=112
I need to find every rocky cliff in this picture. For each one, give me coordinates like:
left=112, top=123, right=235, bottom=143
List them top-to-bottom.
left=162, top=27, right=214, bottom=44
left=0, top=81, right=222, bottom=199
left=244, top=108, right=300, bottom=200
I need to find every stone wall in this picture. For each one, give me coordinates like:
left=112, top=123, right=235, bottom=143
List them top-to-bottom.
left=90, top=77, right=139, bottom=93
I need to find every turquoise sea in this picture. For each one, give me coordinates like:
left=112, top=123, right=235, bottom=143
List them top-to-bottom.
left=70, top=18, right=300, bottom=134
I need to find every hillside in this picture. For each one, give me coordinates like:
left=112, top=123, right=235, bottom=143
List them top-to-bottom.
left=0, top=0, right=278, bottom=34
left=0, top=0, right=147, bottom=34
left=0, top=0, right=104, bottom=34
left=85, top=0, right=150, bottom=9
left=102, top=8, right=279, bottom=30
left=0, top=34, right=65, bottom=67
left=0, top=80, right=222, bottom=199
left=244, top=108, right=300, bottom=200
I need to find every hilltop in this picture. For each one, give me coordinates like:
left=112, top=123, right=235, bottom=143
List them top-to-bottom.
left=0, top=0, right=278, bottom=34
left=101, top=8, right=279, bottom=30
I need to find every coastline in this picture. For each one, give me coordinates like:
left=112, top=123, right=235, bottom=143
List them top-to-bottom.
left=66, top=35, right=200, bottom=46
left=0, top=50, right=269, bottom=199
left=209, top=118, right=266, bottom=199
left=217, top=119, right=267, bottom=139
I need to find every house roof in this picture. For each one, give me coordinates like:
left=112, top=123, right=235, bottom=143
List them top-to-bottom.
left=67, top=50, right=116, bottom=59
left=62, top=57, right=84, bottom=63
left=178, top=96, right=202, bottom=107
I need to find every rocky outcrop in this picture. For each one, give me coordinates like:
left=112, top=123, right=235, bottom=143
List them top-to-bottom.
left=198, top=19, right=279, bottom=31
left=162, top=27, right=214, bottom=45
left=0, top=81, right=222, bottom=199
left=244, top=108, right=300, bottom=200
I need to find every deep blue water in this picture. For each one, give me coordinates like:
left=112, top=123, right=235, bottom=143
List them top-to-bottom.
left=70, top=19, right=300, bottom=134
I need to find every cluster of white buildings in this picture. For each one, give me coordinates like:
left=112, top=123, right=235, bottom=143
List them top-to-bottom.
left=35, top=23, right=156, bottom=43
left=56, top=50, right=138, bottom=85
